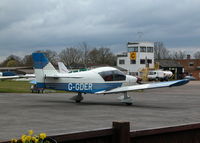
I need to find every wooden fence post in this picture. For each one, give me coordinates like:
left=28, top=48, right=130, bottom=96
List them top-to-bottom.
left=112, top=121, right=130, bottom=143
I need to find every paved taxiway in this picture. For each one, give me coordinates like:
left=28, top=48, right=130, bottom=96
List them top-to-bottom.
left=0, top=81, right=200, bottom=140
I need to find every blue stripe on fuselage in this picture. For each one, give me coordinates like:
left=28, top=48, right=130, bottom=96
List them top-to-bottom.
left=36, top=82, right=122, bottom=93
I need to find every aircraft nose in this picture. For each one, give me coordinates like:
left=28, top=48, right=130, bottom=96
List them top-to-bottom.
left=126, top=75, right=137, bottom=84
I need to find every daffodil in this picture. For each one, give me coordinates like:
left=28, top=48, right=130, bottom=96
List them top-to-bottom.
left=28, top=130, right=34, bottom=136
left=12, top=131, right=48, bottom=143
left=39, top=133, right=46, bottom=140
left=21, top=134, right=26, bottom=140
left=26, top=136, right=32, bottom=142
left=31, top=136, right=37, bottom=143
left=11, top=138, right=17, bottom=143
left=21, top=138, right=26, bottom=143
left=35, top=138, right=39, bottom=143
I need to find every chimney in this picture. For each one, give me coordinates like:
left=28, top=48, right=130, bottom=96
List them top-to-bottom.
left=187, top=54, right=191, bottom=59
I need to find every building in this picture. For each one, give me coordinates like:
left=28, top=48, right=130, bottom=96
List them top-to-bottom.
left=117, top=42, right=154, bottom=76
left=177, top=58, right=200, bottom=80
left=155, top=60, right=183, bottom=79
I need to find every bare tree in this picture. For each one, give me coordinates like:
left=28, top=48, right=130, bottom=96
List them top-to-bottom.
left=79, top=42, right=90, bottom=67
left=154, top=42, right=171, bottom=60
left=59, top=47, right=83, bottom=68
left=88, top=47, right=116, bottom=66
left=88, top=48, right=99, bottom=64
left=171, top=50, right=187, bottom=59
left=194, top=51, right=200, bottom=59
left=22, top=54, right=33, bottom=66
left=0, top=55, right=22, bottom=67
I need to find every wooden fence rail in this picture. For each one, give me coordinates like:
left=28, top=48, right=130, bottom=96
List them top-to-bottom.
left=2, top=121, right=200, bottom=143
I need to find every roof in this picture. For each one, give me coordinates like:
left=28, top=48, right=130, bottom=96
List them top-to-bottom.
left=155, top=60, right=183, bottom=68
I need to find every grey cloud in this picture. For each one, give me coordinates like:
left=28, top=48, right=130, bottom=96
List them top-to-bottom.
left=0, top=0, right=200, bottom=60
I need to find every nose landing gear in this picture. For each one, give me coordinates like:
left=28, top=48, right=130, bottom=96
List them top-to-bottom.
left=118, top=92, right=133, bottom=105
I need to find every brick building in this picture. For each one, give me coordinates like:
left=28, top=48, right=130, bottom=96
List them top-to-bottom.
left=177, top=59, right=200, bottom=80
left=155, top=60, right=183, bottom=79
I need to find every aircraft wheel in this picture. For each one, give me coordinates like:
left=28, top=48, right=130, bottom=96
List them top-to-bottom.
left=75, top=100, right=82, bottom=103
left=126, top=103, right=132, bottom=106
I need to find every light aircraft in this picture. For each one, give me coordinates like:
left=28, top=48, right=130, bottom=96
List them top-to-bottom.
left=32, top=52, right=189, bottom=105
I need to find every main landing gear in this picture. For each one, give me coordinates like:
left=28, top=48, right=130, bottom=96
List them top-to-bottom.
left=70, top=92, right=84, bottom=103
left=70, top=92, right=133, bottom=106
left=118, top=92, right=133, bottom=106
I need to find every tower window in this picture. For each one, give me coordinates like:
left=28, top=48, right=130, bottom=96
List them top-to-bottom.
left=128, top=46, right=138, bottom=52
left=140, top=46, right=146, bottom=52
left=147, top=47, right=153, bottom=52
left=119, top=59, right=125, bottom=64
left=140, top=59, right=145, bottom=64
left=148, top=59, right=152, bottom=64
left=130, top=60, right=136, bottom=64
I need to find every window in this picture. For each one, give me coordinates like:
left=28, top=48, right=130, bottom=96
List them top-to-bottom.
left=128, top=46, right=138, bottom=52
left=140, top=46, right=146, bottom=52
left=147, top=47, right=153, bottom=52
left=119, top=59, right=125, bottom=64
left=140, top=59, right=145, bottom=64
left=148, top=59, right=152, bottom=64
left=130, top=60, right=136, bottom=64
left=189, top=62, right=194, bottom=66
left=99, top=70, right=126, bottom=81
left=149, top=71, right=156, bottom=75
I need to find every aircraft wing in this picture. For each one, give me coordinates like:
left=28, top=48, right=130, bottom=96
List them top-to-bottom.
left=0, top=76, right=20, bottom=79
left=96, top=79, right=189, bottom=94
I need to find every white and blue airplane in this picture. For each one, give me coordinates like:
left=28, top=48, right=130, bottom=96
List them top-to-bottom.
left=32, top=52, right=189, bottom=105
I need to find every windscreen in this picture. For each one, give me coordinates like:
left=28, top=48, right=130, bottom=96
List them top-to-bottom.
left=99, top=70, right=126, bottom=81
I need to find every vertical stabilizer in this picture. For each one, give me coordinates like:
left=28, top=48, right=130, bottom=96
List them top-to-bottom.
left=32, top=53, right=58, bottom=88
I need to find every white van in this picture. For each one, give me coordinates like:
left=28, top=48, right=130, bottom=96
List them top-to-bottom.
left=148, top=70, right=173, bottom=81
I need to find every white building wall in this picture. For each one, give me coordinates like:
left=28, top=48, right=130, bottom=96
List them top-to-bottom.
left=117, top=42, right=154, bottom=75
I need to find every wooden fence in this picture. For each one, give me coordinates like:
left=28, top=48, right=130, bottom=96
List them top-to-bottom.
left=2, top=121, right=200, bottom=143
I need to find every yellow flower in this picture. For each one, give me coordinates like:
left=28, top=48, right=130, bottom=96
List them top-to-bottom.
left=28, top=130, right=34, bottom=136
left=39, top=133, right=46, bottom=140
left=21, top=134, right=26, bottom=140
left=21, top=135, right=26, bottom=143
left=26, top=136, right=32, bottom=142
left=32, top=136, right=36, bottom=141
left=11, top=138, right=17, bottom=143
left=21, top=138, right=26, bottom=143
left=35, top=138, right=39, bottom=143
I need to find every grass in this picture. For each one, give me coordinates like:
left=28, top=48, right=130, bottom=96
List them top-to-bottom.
left=0, top=80, right=31, bottom=93
left=0, top=80, right=67, bottom=93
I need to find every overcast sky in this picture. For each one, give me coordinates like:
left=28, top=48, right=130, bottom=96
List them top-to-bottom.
left=0, top=0, right=200, bottom=61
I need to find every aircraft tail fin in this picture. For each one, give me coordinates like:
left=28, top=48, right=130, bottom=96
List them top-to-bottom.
left=32, top=53, right=58, bottom=88
left=58, top=62, right=69, bottom=73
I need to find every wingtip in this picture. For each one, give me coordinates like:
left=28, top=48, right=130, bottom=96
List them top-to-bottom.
left=170, top=79, right=190, bottom=87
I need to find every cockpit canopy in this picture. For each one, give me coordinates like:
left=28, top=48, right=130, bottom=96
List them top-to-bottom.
left=98, top=70, right=126, bottom=81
